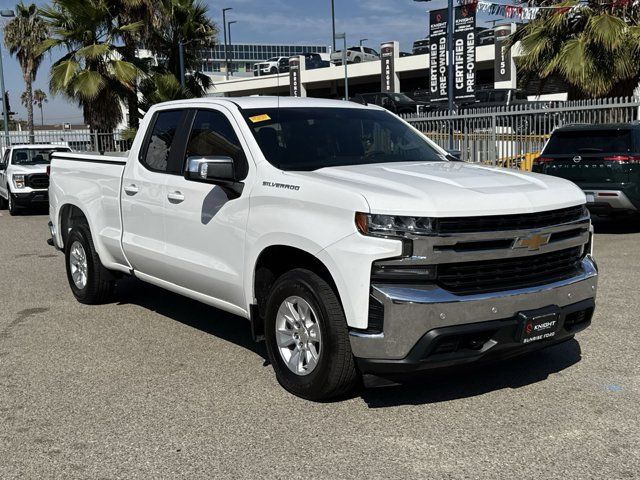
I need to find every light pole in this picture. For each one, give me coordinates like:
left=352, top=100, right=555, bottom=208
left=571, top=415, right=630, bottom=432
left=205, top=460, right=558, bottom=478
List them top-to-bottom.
left=330, top=0, right=336, bottom=53
left=222, top=7, right=232, bottom=80
left=0, top=9, right=14, bottom=147
left=227, top=20, right=237, bottom=76
left=335, top=33, right=348, bottom=100
left=359, top=38, right=368, bottom=46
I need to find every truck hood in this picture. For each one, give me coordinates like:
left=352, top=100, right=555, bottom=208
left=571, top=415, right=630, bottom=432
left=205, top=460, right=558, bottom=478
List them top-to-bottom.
left=292, top=161, right=586, bottom=217
left=9, top=164, right=48, bottom=175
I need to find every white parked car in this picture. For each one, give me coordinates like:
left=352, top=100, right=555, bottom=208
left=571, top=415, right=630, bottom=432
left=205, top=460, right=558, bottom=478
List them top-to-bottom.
left=331, top=46, right=379, bottom=65
left=253, top=57, right=287, bottom=76
left=48, top=97, right=598, bottom=400
left=0, top=144, right=71, bottom=215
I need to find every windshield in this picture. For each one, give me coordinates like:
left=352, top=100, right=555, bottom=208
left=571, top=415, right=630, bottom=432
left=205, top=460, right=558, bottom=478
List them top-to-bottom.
left=389, top=93, right=415, bottom=104
left=242, top=107, right=445, bottom=171
left=544, top=130, right=633, bottom=154
left=11, top=148, right=69, bottom=165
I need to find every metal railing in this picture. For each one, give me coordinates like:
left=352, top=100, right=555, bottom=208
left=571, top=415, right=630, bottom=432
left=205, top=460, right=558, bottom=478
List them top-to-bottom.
left=404, top=96, right=640, bottom=169
left=0, top=130, right=132, bottom=153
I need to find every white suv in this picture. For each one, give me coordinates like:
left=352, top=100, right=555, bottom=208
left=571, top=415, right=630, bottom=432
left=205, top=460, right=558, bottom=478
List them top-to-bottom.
left=331, top=46, right=379, bottom=65
left=253, top=57, right=287, bottom=76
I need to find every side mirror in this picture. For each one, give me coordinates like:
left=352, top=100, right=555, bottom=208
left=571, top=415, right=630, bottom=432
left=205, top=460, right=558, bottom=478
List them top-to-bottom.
left=446, top=149, right=463, bottom=161
left=185, top=156, right=236, bottom=183
left=0, top=163, right=6, bottom=171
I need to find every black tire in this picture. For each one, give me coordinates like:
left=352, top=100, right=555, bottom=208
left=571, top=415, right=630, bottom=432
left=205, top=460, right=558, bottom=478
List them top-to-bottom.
left=353, top=56, right=362, bottom=63
left=270, top=67, right=278, bottom=74
left=7, top=189, right=18, bottom=216
left=0, top=193, right=7, bottom=210
left=64, top=225, right=115, bottom=304
left=264, top=268, right=359, bottom=401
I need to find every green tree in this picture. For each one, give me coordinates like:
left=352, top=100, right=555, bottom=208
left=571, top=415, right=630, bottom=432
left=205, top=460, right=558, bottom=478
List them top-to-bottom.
left=39, top=0, right=142, bottom=133
left=109, top=0, right=163, bottom=128
left=149, top=0, right=217, bottom=98
left=510, top=1, right=640, bottom=99
left=4, top=2, right=48, bottom=141
left=21, top=89, right=47, bottom=125
left=33, top=89, right=48, bottom=126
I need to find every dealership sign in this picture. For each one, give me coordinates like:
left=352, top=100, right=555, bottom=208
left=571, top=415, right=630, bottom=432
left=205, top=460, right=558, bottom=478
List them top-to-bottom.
left=453, top=5, right=475, bottom=102
left=429, top=9, right=448, bottom=102
left=494, top=24, right=512, bottom=83
left=380, top=42, right=396, bottom=93
left=289, top=57, right=301, bottom=97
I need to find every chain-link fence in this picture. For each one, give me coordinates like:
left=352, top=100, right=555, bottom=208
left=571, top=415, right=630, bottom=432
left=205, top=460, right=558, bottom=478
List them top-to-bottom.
left=404, top=96, right=640, bottom=169
left=0, top=130, right=132, bottom=153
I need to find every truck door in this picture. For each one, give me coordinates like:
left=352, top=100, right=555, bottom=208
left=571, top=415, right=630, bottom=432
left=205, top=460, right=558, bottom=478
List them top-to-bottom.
left=161, top=107, right=252, bottom=310
left=120, top=109, right=188, bottom=278
left=0, top=149, right=9, bottom=198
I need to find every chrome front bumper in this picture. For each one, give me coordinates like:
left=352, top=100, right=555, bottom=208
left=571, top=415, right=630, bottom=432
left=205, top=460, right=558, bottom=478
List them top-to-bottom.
left=349, top=256, right=598, bottom=360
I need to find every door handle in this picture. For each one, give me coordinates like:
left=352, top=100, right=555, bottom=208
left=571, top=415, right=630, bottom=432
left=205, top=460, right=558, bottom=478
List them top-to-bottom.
left=124, top=184, right=139, bottom=195
left=167, top=191, right=185, bottom=203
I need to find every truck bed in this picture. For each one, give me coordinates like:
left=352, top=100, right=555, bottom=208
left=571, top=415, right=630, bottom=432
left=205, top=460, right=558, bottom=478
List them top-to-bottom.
left=50, top=151, right=129, bottom=271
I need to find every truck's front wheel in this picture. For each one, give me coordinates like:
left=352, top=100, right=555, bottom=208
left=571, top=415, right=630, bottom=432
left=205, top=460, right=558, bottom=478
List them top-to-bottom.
left=65, top=225, right=115, bottom=305
left=265, top=269, right=359, bottom=401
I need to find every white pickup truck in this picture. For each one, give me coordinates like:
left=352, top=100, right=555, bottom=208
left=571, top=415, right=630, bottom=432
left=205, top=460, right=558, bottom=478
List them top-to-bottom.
left=49, top=97, right=598, bottom=400
left=0, top=144, right=70, bottom=214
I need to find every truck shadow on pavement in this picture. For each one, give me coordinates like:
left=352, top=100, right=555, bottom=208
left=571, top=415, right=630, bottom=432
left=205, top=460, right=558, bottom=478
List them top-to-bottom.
left=113, top=277, right=582, bottom=407
left=114, top=277, right=269, bottom=362
left=360, top=340, right=582, bottom=408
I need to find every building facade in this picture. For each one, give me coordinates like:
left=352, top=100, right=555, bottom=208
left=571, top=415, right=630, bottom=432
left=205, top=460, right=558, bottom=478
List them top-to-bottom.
left=199, top=43, right=329, bottom=75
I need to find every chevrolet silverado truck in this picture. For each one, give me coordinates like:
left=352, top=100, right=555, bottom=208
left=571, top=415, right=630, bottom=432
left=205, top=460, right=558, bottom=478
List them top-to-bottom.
left=48, top=97, right=598, bottom=400
left=0, top=144, right=70, bottom=215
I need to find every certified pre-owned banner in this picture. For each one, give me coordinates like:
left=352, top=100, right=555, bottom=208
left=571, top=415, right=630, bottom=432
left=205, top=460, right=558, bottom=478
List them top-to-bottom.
left=453, top=5, right=475, bottom=102
left=429, top=9, right=448, bottom=103
left=494, top=24, right=512, bottom=83
left=380, top=42, right=395, bottom=93
left=289, top=57, right=301, bottom=97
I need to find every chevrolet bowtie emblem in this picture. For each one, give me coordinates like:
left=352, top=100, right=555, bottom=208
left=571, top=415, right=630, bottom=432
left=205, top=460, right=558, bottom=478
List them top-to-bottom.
left=513, top=233, right=551, bottom=251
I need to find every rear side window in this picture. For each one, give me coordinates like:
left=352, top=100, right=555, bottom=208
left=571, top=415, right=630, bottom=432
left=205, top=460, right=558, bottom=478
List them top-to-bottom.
left=141, top=110, right=184, bottom=173
left=185, top=110, right=248, bottom=180
left=544, top=130, right=633, bottom=154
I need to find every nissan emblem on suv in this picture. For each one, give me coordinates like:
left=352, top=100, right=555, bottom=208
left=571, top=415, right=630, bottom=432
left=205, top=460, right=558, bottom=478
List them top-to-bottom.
left=573, top=155, right=582, bottom=163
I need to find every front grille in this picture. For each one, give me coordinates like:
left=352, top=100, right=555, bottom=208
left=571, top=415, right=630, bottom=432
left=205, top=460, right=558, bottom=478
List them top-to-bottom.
left=26, top=173, right=49, bottom=189
left=434, top=205, right=586, bottom=234
left=437, top=247, right=583, bottom=295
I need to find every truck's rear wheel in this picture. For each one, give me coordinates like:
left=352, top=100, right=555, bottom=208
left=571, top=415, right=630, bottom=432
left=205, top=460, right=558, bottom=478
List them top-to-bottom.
left=65, top=225, right=115, bottom=304
left=265, top=268, right=359, bottom=400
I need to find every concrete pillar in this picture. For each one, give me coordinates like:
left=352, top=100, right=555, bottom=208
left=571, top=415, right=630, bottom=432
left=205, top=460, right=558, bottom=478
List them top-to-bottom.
left=494, top=23, right=517, bottom=89
left=380, top=41, right=401, bottom=93
left=289, top=55, right=307, bottom=97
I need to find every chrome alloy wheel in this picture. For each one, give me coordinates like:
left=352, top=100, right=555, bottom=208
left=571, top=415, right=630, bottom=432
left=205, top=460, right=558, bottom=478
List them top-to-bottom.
left=69, top=241, right=88, bottom=289
left=275, top=296, right=322, bottom=376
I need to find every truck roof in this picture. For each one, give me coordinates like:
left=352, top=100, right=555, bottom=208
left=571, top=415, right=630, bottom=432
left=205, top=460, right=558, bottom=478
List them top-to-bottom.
left=160, top=96, right=379, bottom=111
left=7, top=143, right=70, bottom=150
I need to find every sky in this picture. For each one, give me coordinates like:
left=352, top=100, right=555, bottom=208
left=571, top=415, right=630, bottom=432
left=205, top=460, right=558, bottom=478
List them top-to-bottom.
left=0, top=0, right=502, bottom=125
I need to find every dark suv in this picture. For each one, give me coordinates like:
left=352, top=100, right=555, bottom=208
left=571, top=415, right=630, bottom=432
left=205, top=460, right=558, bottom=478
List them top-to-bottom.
left=278, top=53, right=330, bottom=73
left=358, top=92, right=420, bottom=115
left=533, top=123, right=640, bottom=215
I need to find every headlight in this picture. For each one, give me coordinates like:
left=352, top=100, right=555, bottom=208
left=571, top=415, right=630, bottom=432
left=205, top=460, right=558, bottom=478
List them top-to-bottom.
left=13, top=174, right=25, bottom=189
left=356, top=212, right=434, bottom=237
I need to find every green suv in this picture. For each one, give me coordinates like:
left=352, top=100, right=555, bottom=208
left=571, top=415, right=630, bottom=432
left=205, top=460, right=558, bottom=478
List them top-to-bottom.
left=533, top=123, right=640, bottom=215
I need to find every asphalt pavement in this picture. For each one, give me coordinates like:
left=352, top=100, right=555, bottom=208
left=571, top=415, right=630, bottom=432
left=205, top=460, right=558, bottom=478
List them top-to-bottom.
left=0, top=209, right=639, bottom=479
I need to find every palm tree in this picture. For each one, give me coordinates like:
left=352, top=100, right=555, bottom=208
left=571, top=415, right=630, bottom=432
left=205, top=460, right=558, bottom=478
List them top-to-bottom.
left=39, top=0, right=143, bottom=133
left=109, top=0, right=163, bottom=128
left=149, top=0, right=217, bottom=98
left=510, top=1, right=640, bottom=99
left=4, top=2, right=48, bottom=141
left=33, top=89, right=47, bottom=126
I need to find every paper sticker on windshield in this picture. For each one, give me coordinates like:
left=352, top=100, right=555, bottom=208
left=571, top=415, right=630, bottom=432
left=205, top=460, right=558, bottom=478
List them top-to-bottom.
left=249, top=114, right=271, bottom=123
